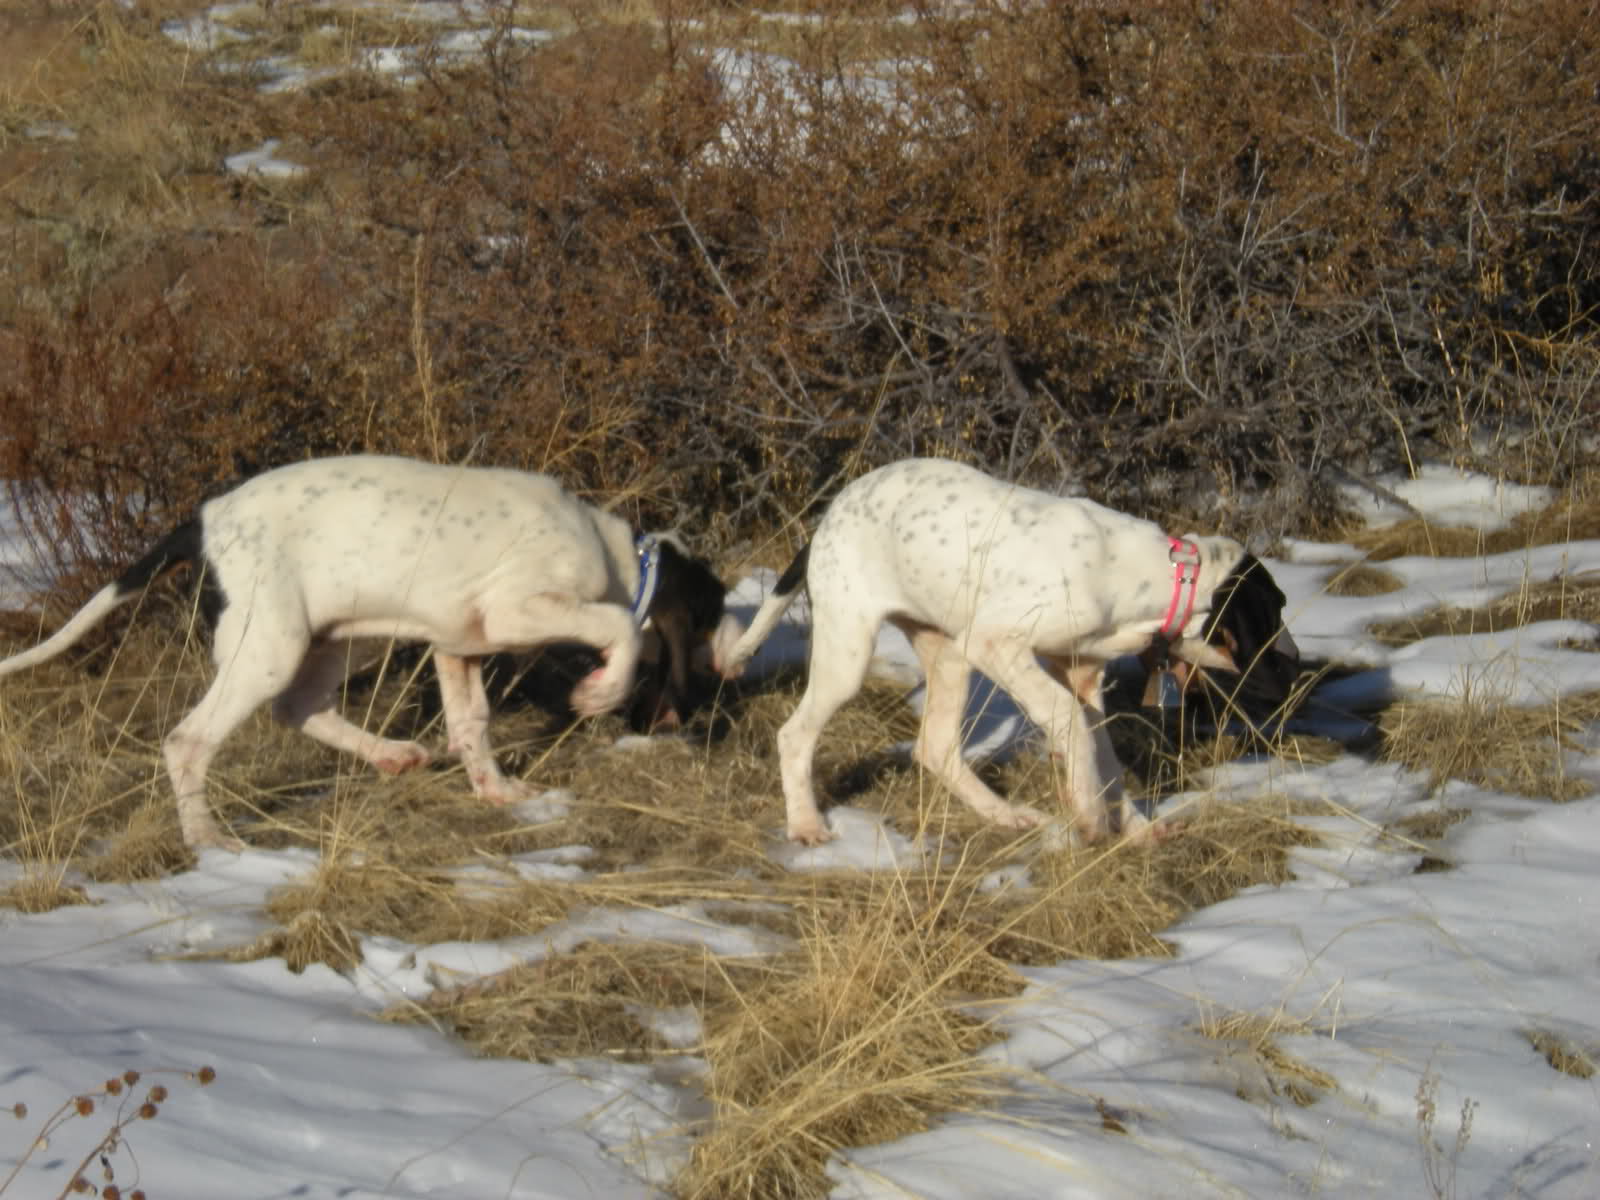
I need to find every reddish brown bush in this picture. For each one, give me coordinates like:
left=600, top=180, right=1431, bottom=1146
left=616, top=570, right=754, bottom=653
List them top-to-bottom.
left=2, top=0, right=1596, bottom=589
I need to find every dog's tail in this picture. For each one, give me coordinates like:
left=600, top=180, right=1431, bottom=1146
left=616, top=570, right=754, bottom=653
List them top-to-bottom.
left=0, top=519, right=202, bottom=679
left=719, top=542, right=809, bottom=679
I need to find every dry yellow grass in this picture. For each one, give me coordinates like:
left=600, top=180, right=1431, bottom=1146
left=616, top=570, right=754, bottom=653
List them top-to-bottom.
left=1324, top=563, right=1406, bottom=597
left=1379, top=691, right=1600, bottom=802
left=0, top=866, right=89, bottom=913
left=678, top=903, right=1016, bottom=1200
left=387, top=940, right=774, bottom=1063
left=1195, top=1007, right=1340, bottom=1108
left=1524, top=1029, right=1598, bottom=1080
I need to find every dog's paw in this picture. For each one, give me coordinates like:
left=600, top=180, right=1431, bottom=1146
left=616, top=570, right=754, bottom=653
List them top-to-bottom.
left=707, top=613, right=748, bottom=679
left=571, top=668, right=627, bottom=717
left=372, top=740, right=430, bottom=775
left=468, top=772, right=536, bottom=807
left=993, top=804, right=1047, bottom=832
left=1122, top=817, right=1183, bottom=846
left=786, top=820, right=836, bottom=846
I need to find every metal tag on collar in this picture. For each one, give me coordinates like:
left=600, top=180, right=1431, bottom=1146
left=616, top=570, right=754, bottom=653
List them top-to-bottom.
left=631, top=534, right=662, bottom=626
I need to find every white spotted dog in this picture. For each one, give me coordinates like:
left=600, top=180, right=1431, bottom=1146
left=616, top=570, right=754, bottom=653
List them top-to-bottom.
left=0, top=455, right=728, bottom=851
left=720, top=458, right=1299, bottom=846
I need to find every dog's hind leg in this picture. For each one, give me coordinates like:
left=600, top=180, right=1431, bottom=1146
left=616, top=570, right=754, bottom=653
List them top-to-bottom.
left=774, top=606, right=878, bottom=844
left=163, top=607, right=310, bottom=851
left=904, top=624, right=1045, bottom=832
left=271, top=641, right=430, bottom=775
left=433, top=650, right=529, bottom=805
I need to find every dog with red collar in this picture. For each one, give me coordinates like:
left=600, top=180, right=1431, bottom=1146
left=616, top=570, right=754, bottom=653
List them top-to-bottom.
left=720, top=458, right=1299, bottom=845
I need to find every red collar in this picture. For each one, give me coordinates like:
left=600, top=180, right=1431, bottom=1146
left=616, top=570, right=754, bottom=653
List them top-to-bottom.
left=1159, top=537, right=1201, bottom=637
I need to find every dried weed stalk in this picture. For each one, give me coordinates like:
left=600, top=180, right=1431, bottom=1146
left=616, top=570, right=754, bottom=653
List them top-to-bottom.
left=1, top=1065, right=217, bottom=1200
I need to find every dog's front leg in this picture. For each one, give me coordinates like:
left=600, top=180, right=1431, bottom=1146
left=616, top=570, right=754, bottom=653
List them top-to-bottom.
left=493, top=594, right=642, bottom=717
left=907, top=625, right=1046, bottom=833
left=968, top=638, right=1116, bottom=842
left=434, top=650, right=528, bottom=804
left=1054, top=660, right=1134, bottom=840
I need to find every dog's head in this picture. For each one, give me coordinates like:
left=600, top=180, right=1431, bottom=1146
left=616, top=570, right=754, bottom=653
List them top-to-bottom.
left=630, top=537, right=732, bottom=730
left=1159, top=547, right=1301, bottom=714
left=1202, top=553, right=1301, bottom=697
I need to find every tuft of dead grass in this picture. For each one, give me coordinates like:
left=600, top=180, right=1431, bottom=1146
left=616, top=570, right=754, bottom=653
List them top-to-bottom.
left=1324, top=563, right=1406, bottom=597
left=1368, top=577, right=1600, bottom=647
left=1380, top=692, right=1600, bottom=801
left=993, top=799, right=1318, bottom=965
left=1386, top=806, right=1471, bottom=843
left=251, top=850, right=576, bottom=973
left=0, top=867, right=91, bottom=913
left=679, top=903, right=1016, bottom=1200
left=386, top=940, right=772, bottom=1063
left=1196, top=1008, right=1340, bottom=1107
left=1524, top=1029, right=1598, bottom=1079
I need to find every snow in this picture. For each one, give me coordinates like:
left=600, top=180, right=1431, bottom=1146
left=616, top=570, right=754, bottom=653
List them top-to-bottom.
left=223, top=138, right=308, bottom=180
left=4, top=460, right=1599, bottom=1200
left=1337, top=464, right=1556, bottom=532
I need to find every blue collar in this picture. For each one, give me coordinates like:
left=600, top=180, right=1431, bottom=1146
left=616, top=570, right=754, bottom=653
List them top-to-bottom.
left=631, top=535, right=662, bottom=625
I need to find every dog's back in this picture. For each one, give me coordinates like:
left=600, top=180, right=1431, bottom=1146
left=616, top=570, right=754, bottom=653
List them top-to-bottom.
left=203, top=456, right=635, bottom=637
left=810, top=459, right=1220, bottom=654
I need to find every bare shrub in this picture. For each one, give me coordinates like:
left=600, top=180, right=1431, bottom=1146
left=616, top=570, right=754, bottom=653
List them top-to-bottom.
left=5, top=1, right=1596, bottom=579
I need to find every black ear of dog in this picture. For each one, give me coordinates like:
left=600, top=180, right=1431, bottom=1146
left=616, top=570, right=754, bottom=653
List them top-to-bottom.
left=650, top=539, right=727, bottom=635
left=1201, top=553, right=1300, bottom=708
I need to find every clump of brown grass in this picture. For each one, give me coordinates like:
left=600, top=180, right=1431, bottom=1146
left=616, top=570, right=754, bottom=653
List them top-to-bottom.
left=1324, top=563, right=1405, bottom=597
left=1368, top=577, right=1600, bottom=647
left=1380, top=691, right=1600, bottom=801
left=79, top=799, right=194, bottom=884
left=996, top=799, right=1318, bottom=965
left=1383, top=805, right=1471, bottom=873
left=1386, top=807, right=1472, bottom=843
left=251, top=848, right=575, bottom=973
left=0, top=868, right=90, bottom=914
left=679, top=901, right=1017, bottom=1200
left=228, top=906, right=367, bottom=976
left=387, top=940, right=772, bottom=1063
left=1195, top=1008, right=1338, bottom=1108
left=1524, top=1029, right=1598, bottom=1079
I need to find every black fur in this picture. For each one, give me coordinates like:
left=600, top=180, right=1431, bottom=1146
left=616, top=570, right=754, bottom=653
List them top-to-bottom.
left=111, top=517, right=227, bottom=626
left=111, top=519, right=203, bottom=598
left=649, top=539, right=726, bottom=636
left=630, top=540, right=729, bottom=730
left=773, top=542, right=810, bottom=598
left=1200, top=553, right=1300, bottom=709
